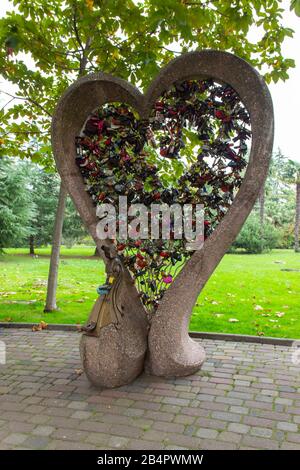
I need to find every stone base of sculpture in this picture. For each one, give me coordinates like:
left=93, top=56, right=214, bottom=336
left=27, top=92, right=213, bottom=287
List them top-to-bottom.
left=80, top=256, right=148, bottom=388
left=80, top=320, right=147, bottom=388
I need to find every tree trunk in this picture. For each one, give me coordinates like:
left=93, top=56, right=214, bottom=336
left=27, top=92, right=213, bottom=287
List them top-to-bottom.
left=44, top=38, right=91, bottom=311
left=295, top=181, right=300, bottom=252
left=44, top=182, right=67, bottom=311
left=259, top=184, right=265, bottom=226
left=29, top=235, right=35, bottom=255
left=93, top=246, right=100, bottom=257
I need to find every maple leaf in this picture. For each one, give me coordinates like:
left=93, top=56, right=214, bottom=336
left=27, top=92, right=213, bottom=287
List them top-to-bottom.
left=254, top=305, right=264, bottom=311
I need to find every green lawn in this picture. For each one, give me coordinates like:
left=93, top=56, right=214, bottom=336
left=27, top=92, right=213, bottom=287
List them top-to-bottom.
left=0, top=248, right=299, bottom=338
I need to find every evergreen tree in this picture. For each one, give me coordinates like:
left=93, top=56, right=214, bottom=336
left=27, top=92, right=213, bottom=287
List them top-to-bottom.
left=0, top=157, right=35, bottom=251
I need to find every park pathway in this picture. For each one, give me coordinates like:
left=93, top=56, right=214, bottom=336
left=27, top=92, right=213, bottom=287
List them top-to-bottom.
left=0, top=328, right=299, bottom=450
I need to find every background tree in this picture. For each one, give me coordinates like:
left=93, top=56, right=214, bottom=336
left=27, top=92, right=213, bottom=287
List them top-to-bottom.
left=0, top=0, right=296, bottom=308
left=290, top=0, right=300, bottom=16
left=232, top=149, right=299, bottom=253
left=0, top=157, right=35, bottom=251
left=0, top=158, right=88, bottom=255
left=279, top=158, right=300, bottom=252
left=29, top=165, right=87, bottom=253
left=29, top=166, right=60, bottom=254
left=296, top=171, right=300, bottom=252
left=258, top=184, right=266, bottom=226
left=63, top=196, right=88, bottom=247
left=234, top=213, right=279, bottom=254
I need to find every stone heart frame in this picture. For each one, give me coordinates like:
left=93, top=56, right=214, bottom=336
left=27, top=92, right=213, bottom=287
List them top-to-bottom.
left=52, top=50, right=274, bottom=388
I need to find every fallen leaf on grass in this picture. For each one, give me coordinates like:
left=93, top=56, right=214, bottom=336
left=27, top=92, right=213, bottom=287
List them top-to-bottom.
left=32, top=279, right=47, bottom=287
left=0, top=292, right=17, bottom=297
left=254, top=305, right=264, bottom=311
left=212, top=312, right=224, bottom=318
left=276, top=312, right=285, bottom=317
left=32, top=321, right=48, bottom=332
left=32, top=325, right=42, bottom=332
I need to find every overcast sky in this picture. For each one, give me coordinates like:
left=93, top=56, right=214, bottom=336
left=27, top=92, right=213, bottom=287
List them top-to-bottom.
left=1, top=0, right=299, bottom=162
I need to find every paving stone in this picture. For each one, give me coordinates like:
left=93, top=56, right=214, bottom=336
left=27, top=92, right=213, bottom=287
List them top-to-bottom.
left=162, top=397, right=191, bottom=406
left=216, top=397, right=243, bottom=406
left=275, top=397, right=293, bottom=406
left=67, top=401, right=88, bottom=410
left=160, top=404, right=181, bottom=414
left=229, top=406, right=249, bottom=415
left=124, top=408, right=145, bottom=418
left=70, top=410, right=93, bottom=420
left=211, top=411, right=242, bottom=423
left=27, top=414, right=51, bottom=425
left=174, top=414, right=195, bottom=425
left=243, top=416, right=274, bottom=428
left=195, top=417, right=227, bottom=431
left=8, top=421, right=35, bottom=433
left=152, top=421, right=185, bottom=434
left=277, top=422, right=298, bottom=432
left=228, top=423, right=250, bottom=434
left=109, top=424, right=143, bottom=439
left=32, top=425, right=55, bottom=437
left=250, top=427, right=273, bottom=438
left=196, top=428, right=218, bottom=439
left=142, top=429, right=167, bottom=443
left=218, top=431, right=242, bottom=444
left=85, top=432, right=109, bottom=446
left=286, top=432, right=300, bottom=444
left=3, top=433, right=28, bottom=446
left=163, top=433, right=201, bottom=449
left=242, top=435, right=279, bottom=450
left=22, top=436, right=50, bottom=449
left=107, top=436, right=129, bottom=448
left=48, top=439, right=97, bottom=450
left=128, top=439, right=165, bottom=450
left=200, top=439, right=237, bottom=450
left=281, top=442, right=300, bottom=450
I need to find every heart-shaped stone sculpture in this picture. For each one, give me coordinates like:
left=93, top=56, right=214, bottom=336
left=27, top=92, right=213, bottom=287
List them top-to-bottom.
left=52, top=51, right=274, bottom=387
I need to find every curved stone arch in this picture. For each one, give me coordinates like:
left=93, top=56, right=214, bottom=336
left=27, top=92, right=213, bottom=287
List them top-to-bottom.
left=144, top=51, right=274, bottom=376
left=52, top=75, right=145, bottom=261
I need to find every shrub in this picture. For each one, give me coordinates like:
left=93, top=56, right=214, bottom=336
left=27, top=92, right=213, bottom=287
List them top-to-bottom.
left=232, top=215, right=279, bottom=254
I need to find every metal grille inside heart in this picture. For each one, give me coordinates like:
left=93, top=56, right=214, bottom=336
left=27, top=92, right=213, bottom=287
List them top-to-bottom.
left=75, top=79, right=251, bottom=311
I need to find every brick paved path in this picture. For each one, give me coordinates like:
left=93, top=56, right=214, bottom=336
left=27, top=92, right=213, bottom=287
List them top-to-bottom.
left=0, top=328, right=299, bottom=450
